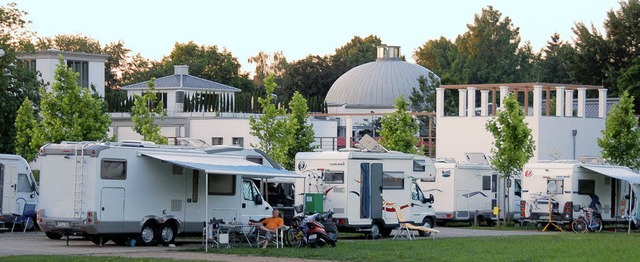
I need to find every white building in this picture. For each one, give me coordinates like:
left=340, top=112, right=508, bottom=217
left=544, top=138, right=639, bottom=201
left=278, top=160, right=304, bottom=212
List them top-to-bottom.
left=17, top=49, right=108, bottom=97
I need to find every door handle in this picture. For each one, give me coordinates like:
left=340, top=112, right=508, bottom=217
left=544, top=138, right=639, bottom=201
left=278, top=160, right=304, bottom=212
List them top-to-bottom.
left=242, top=203, right=246, bottom=208
left=102, top=207, right=105, bottom=211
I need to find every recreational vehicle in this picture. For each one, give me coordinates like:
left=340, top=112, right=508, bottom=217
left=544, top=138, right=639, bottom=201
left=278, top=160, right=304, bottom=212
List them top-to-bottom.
left=37, top=141, right=298, bottom=245
left=203, top=145, right=297, bottom=223
left=294, top=150, right=437, bottom=237
left=0, top=154, right=39, bottom=228
left=419, top=156, right=522, bottom=226
left=520, top=160, right=640, bottom=228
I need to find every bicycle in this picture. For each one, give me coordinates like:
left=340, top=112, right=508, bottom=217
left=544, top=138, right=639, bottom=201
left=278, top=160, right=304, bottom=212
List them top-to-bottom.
left=571, top=206, right=603, bottom=233
left=284, top=216, right=306, bottom=247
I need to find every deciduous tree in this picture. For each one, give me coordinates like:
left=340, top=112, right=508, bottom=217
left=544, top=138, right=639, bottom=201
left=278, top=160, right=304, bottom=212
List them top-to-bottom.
left=249, top=75, right=290, bottom=166
left=130, top=78, right=168, bottom=144
left=282, top=91, right=315, bottom=170
left=597, top=91, right=640, bottom=169
left=379, top=95, right=420, bottom=154
left=14, top=98, right=39, bottom=161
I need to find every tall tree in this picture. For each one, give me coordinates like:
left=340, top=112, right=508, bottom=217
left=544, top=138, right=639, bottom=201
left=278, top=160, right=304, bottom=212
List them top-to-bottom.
left=604, top=0, right=640, bottom=89
left=0, top=2, right=42, bottom=153
left=453, top=6, right=530, bottom=84
left=568, top=22, right=610, bottom=87
left=537, top=33, right=573, bottom=83
left=331, top=35, right=381, bottom=77
left=414, top=37, right=458, bottom=82
left=248, top=51, right=289, bottom=88
left=278, top=55, right=333, bottom=100
left=35, top=57, right=111, bottom=146
left=409, top=74, right=441, bottom=138
left=249, top=75, right=290, bottom=166
left=130, top=78, right=168, bottom=144
left=282, top=91, right=315, bottom=170
left=597, top=91, right=640, bottom=169
left=486, top=93, right=535, bottom=224
left=379, top=95, right=420, bottom=154
left=14, top=98, right=39, bottom=162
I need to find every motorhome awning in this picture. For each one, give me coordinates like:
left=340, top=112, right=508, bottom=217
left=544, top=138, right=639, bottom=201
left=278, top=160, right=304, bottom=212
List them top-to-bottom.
left=140, top=152, right=301, bottom=179
left=581, top=164, right=640, bottom=184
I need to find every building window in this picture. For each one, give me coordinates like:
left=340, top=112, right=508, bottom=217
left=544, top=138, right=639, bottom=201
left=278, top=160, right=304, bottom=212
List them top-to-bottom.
left=21, top=59, right=36, bottom=72
left=67, top=60, right=89, bottom=88
left=155, top=92, right=168, bottom=110
left=211, top=137, right=223, bottom=146
left=232, top=137, right=244, bottom=147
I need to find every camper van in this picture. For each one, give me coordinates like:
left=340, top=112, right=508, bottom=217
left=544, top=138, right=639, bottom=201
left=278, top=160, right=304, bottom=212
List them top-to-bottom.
left=37, top=141, right=298, bottom=245
left=203, top=145, right=297, bottom=223
left=294, top=150, right=437, bottom=237
left=0, top=154, right=39, bottom=228
left=419, top=158, right=522, bottom=226
left=520, top=160, right=640, bottom=227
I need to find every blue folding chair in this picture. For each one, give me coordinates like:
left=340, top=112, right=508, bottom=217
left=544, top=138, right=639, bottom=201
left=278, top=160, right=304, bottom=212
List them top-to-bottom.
left=12, top=203, right=36, bottom=232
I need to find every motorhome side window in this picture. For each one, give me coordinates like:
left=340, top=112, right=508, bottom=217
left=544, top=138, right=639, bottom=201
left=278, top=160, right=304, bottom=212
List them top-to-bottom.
left=246, top=156, right=263, bottom=165
left=101, top=159, right=127, bottom=180
left=413, top=159, right=426, bottom=172
left=323, top=170, right=344, bottom=184
left=383, top=172, right=404, bottom=189
left=17, top=173, right=34, bottom=192
left=208, top=174, right=235, bottom=195
left=482, top=176, right=491, bottom=190
left=577, top=179, right=596, bottom=195
left=243, top=180, right=259, bottom=201
left=412, top=182, right=425, bottom=201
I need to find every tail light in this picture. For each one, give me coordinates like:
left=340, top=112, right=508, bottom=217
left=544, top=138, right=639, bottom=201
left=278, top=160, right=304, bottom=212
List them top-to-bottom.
left=520, top=200, right=526, bottom=218
left=564, top=202, right=573, bottom=220
left=87, top=211, right=96, bottom=223
left=445, top=213, right=453, bottom=219
left=336, top=218, right=346, bottom=225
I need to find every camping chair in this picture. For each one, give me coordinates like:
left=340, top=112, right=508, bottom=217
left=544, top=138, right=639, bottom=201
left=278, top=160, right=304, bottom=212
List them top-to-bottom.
left=11, top=203, right=36, bottom=232
left=392, top=206, right=439, bottom=240
left=203, top=218, right=229, bottom=248
left=255, top=226, right=284, bottom=248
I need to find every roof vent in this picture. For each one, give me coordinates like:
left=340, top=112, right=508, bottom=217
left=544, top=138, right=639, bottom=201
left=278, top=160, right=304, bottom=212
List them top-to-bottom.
left=174, top=65, right=189, bottom=75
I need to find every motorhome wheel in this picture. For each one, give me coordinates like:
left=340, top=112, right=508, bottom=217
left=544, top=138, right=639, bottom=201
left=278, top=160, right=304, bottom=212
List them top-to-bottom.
left=418, top=218, right=434, bottom=237
left=369, top=223, right=381, bottom=239
left=139, top=224, right=157, bottom=246
left=157, top=224, right=176, bottom=246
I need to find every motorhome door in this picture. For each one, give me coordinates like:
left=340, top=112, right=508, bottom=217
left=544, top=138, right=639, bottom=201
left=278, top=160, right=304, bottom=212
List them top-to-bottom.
left=360, top=163, right=382, bottom=219
left=2, top=164, right=18, bottom=214
left=100, top=187, right=125, bottom=232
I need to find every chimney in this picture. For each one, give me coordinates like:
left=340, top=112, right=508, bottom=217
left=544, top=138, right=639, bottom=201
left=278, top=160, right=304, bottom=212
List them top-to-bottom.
left=174, top=65, right=189, bottom=75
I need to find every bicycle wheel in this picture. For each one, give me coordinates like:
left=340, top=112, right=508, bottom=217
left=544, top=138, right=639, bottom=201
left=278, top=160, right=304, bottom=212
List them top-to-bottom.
left=590, top=217, right=603, bottom=233
left=571, top=218, right=587, bottom=233
left=285, top=228, right=304, bottom=247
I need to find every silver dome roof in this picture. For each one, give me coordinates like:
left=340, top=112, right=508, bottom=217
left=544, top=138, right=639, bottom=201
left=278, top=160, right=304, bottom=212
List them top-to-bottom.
left=325, top=46, right=437, bottom=109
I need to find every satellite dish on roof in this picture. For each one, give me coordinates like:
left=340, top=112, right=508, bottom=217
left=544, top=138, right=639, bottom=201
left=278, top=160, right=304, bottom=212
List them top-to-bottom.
left=357, top=134, right=387, bottom=153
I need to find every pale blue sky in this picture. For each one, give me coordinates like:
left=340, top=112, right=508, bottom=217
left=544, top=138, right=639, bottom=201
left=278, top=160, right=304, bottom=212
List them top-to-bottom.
left=8, top=0, right=621, bottom=75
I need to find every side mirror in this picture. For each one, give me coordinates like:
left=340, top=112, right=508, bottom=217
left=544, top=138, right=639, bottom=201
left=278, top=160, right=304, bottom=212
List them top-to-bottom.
left=254, top=194, right=263, bottom=205
left=423, top=194, right=434, bottom=204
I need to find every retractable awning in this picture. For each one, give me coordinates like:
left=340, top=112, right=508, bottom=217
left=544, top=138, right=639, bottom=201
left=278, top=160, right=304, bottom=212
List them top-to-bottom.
left=140, top=152, right=301, bottom=179
left=581, top=164, right=640, bottom=184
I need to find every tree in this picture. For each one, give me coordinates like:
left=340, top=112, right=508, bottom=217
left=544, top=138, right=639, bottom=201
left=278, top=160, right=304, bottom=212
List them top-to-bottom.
left=0, top=2, right=41, bottom=154
left=568, top=22, right=610, bottom=87
left=537, top=33, right=573, bottom=83
left=331, top=35, right=381, bottom=77
left=414, top=37, right=458, bottom=82
left=248, top=51, right=289, bottom=87
left=278, top=55, right=333, bottom=100
left=35, top=56, right=111, bottom=146
left=409, top=74, right=441, bottom=138
left=249, top=75, right=290, bottom=166
left=130, top=78, right=168, bottom=144
left=282, top=91, right=315, bottom=170
left=597, top=91, right=640, bottom=169
left=486, top=93, right=535, bottom=224
left=379, top=95, right=420, bottom=154
left=14, top=98, right=39, bottom=161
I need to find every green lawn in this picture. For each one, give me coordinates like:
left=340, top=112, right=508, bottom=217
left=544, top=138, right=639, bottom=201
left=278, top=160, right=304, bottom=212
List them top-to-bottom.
left=3, top=233, right=640, bottom=261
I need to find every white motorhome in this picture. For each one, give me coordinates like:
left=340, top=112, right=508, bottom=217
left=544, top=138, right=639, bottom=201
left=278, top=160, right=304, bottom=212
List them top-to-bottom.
left=37, top=141, right=298, bottom=245
left=202, top=145, right=297, bottom=223
left=294, top=150, right=437, bottom=237
left=0, top=154, right=39, bottom=227
left=419, top=158, right=522, bottom=226
left=521, top=160, right=640, bottom=227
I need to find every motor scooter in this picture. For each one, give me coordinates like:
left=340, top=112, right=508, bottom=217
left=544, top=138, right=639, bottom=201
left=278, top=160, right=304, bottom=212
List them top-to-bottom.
left=304, top=210, right=338, bottom=248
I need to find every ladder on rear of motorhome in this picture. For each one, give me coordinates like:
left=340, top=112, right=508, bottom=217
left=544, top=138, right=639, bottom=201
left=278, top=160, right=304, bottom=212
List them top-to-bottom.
left=73, top=142, right=88, bottom=218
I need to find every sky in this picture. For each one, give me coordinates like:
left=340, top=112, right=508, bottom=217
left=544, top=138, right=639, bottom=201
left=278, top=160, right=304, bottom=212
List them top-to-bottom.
left=8, top=0, right=622, bottom=76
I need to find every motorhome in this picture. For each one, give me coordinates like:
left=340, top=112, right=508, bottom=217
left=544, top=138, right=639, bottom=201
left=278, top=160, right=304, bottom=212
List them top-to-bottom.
left=37, top=141, right=299, bottom=245
left=202, top=145, right=297, bottom=223
left=294, top=150, right=437, bottom=237
left=0, top=154, right=39, bottom=228
left=419, top=157, right=522, bottom=226
left=520, top=160, right=640, bottom=228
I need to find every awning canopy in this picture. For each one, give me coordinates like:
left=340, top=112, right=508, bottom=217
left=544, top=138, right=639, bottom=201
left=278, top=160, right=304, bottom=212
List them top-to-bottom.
left=141, top=152, right=301, bottom=179
left=581, top=164, right=640, bottom=184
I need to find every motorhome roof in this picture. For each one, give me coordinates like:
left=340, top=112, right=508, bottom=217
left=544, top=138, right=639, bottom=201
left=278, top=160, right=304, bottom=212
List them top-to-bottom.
left=296, top=151, right=418, bottom=161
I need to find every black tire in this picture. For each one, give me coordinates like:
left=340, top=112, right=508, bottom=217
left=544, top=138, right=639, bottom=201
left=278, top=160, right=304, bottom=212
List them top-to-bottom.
left=590, top=217, right=604, bottom=233
left=418, top=218, right=434, bottom=237
left=572, top=219, right=587, bottom=233
left=369, top=223, right=381, bottom=239
left=139, top=224, right=156, bottom=246
left=157, top=224, right=176, bottom=246
left=285, top=228, right=304, bottom=247
left=45, top=231, right=63, bottom=240
left=320, top=233, right=336, bottom=247
left=90, top=235, right=110, bottom=246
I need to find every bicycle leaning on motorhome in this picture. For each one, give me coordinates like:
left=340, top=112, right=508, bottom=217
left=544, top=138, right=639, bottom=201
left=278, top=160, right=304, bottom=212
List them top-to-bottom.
left=571, top=205, right=603, bottom=233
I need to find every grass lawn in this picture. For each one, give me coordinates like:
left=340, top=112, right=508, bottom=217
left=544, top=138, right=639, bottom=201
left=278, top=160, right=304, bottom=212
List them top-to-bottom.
left=3, top=232, right=640, bottom=261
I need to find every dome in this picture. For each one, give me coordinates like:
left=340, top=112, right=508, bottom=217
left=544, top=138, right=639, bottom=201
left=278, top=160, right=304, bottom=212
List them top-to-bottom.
left=325, top=46, right=437, bottom=110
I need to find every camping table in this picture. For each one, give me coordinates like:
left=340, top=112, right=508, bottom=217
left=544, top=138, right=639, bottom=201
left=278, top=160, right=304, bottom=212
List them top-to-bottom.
left=220, top=223, right=258, bottom=247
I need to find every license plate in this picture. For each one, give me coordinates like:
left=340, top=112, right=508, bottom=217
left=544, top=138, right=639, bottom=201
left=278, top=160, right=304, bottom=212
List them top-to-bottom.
left=56, top=221, right=70, bottom=228
left=309, top=234, right=317, bottom=240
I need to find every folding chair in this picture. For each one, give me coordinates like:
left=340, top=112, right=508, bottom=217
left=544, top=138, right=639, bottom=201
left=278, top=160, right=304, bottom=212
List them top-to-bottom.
left=12, top=203, right=36, bottom=232
left=392, top=206, right=439, bottom=240
left=203, top=218, right=229, bottom=248
left=256, top=227, right=284, bottom=248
